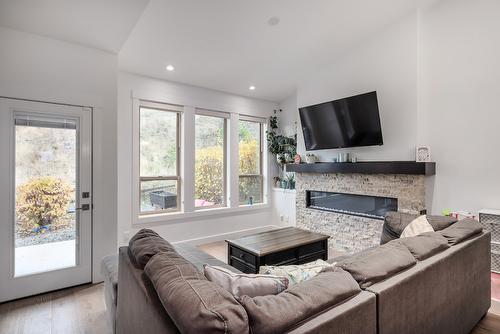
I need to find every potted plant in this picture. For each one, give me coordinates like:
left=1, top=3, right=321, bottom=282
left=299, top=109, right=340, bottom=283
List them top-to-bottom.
left=266, top=111, right=297, bottom=187
left=266, top=114, right=297, bottom=165
left=286, top=173, right=296, bottom=190
left=273, top=176, right=281, bottom=187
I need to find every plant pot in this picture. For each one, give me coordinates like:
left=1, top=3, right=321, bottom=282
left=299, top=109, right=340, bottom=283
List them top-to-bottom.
left=280, top=180, right=288, bottom=189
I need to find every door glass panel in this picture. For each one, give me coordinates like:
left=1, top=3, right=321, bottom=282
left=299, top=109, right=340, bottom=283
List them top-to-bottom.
left=14, top=115, right=78, bottom=277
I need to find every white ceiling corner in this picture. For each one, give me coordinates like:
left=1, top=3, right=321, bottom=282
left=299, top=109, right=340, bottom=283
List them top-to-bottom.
left=0, top=0, right=151, bottom=53
left=0, top=0, right=441, bottom=101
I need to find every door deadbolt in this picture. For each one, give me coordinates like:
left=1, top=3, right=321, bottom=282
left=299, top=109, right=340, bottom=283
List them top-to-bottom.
left=76, top=204, right=90, bottom=211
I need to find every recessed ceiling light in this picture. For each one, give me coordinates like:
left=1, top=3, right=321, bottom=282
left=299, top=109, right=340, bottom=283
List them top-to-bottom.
left=268, top=16, right=280, bottom=26
left=166, top=64, right=175, bottom=71
left=249, top=85, right=256, bottom=90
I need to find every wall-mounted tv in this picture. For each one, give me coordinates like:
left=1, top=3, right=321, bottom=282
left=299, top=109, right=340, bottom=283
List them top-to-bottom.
left=299, top=91, right=383, bottom=150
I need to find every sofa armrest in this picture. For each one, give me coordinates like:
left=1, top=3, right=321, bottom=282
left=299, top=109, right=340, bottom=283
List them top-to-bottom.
left=367, top=232, right=491, bottom=334
left=116, top=247, right=180, bottom=334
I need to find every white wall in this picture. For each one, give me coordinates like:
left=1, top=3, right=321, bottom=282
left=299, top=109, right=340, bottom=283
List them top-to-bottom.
left=280, top=0, right=500, bottom=215
left=419, top=0, right=500, bottom=214
left=295, top=12, right=419, bottom=163
left=0, top=27, right=117, bottom=282
left=117, top=72, right=278, bottom=245
left=278, top=93, right=298, bottom=137
left=271, top=188, right=296, bottom=227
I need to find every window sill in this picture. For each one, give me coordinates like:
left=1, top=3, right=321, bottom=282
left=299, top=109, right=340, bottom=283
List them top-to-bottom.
left=272, top=187, right=296, bottom=194
left=134, top=203, right=270, bottom=225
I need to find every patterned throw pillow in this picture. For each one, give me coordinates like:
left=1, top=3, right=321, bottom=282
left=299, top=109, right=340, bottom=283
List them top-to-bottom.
left=259, top=259, right=335, bottom=285
left=204, top=265, right=289, bottom=299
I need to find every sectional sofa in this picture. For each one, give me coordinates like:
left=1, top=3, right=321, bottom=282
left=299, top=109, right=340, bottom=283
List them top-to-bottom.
left=103, top=218, right=490, bottom=334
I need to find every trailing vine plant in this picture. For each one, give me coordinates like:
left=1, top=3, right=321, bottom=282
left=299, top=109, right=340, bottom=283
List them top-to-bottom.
left=266, top=110, right=297, bottom=183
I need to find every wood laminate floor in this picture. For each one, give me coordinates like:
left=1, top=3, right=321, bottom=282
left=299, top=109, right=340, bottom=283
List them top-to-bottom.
left=0, top=240, right=498, bottom=333
left=0, top=283, right=112, bottom=334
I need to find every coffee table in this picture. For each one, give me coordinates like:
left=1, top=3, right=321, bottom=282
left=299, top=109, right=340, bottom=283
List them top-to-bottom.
left=226, top=227, right=330, bottom=274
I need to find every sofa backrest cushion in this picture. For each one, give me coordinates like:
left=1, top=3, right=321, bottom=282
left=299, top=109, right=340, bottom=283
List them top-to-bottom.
left=381, top=211, right=418, bottom=244
left=381, top=212, right=458, bottom=244
left=426, top=215, right=458, bottom=231
left=439, top=218, right=483, bottom=245
left=128, top=229, right=176, bottom=269
left=394, top=232, right=450, bottom=260
left=338, top=242, right=416, bottom=288
left=145, top=251, right=249, bottom=334
left=239, top=267, right=360, bottom=334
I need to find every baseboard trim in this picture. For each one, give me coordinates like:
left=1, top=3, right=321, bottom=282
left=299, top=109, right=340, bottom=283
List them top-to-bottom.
left=172, top=225, right=281, bottom=246
left=490, top=298, right=500, bottom=316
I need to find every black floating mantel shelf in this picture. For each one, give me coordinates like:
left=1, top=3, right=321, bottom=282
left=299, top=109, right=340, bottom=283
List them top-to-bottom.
left=285, top=161, right=436, bottom=176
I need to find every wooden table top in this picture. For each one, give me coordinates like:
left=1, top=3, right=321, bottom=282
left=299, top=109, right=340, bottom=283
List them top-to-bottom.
left=226, top=227, right=330, bottom=256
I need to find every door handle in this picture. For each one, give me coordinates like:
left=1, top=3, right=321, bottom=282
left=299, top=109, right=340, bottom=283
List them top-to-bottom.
left=75, top=204, right=90, bottom=211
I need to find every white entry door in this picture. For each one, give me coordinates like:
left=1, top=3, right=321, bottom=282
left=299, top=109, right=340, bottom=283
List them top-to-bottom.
left=0, top=98, right=92, bottom=302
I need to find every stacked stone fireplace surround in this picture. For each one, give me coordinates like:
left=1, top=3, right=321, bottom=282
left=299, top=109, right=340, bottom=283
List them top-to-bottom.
left=296, top=172, right=426, bottom=253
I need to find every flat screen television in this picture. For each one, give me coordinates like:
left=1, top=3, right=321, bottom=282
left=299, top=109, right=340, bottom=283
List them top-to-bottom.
left=299, top=91, right=383, bottom=150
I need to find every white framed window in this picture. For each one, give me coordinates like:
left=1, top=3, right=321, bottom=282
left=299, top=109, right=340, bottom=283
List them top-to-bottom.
left=132, top=97, right=269, bottom=224
left=135, top=100, right=182, bottom=215
left=194, top=109, right=229, bottom=209
left=238, top=116, right=265, bottom=206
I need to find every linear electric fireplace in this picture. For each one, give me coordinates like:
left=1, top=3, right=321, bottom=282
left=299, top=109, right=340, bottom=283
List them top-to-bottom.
left=306, top=191, right=398, bottom=220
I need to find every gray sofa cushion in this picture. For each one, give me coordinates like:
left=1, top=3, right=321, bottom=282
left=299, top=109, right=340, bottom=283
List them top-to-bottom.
left=381, top=212, right=458, bottom=244
left=381, top=212, right=418, bottom=244
left=385, top=212, right=418, bottom=234
left=427, top=215, right=458, bottom=231
left=439, top=218, right=483, bottom=245
left=128, top=229, right=176, bottom=269
left=394, top=232, right=450, bottom=260
left=338, top=242, right=416, bottom=288
left=144, top=251, right=249, bottom=334
left=239, top=267, right=361, bottom=334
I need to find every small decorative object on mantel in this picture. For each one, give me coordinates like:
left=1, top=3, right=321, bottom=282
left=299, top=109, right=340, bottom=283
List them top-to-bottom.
left=416, top=146, right=431, bottom=162
left=337, top=152, right=351, bottom=163
left=305, top=153, right=318, bottom=164
left=294, top=154, right=301, bottom=164
left=285, top=173, right=295, bottom=189
left=273, top=176, right=281, bottom=187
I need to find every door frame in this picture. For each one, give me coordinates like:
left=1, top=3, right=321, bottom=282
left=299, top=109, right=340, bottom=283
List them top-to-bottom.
left=0, top=97, right=93, bottom=302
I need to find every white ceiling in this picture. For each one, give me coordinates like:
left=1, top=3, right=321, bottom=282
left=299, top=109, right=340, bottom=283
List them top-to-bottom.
left=0, top=0, right=150, bottom=53
left=0, top=0, right=438, bottom=101
left=118, top=0, right=437, bottom=102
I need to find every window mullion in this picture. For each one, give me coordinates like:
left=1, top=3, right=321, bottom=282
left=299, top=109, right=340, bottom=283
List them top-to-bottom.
left=182, top=106, right=196, bottom=213
left=229, top=113, right=240, bottom=208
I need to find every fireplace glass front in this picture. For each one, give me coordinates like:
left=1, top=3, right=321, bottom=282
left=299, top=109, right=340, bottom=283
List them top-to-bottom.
left=306, top=191, right=398, bottom=220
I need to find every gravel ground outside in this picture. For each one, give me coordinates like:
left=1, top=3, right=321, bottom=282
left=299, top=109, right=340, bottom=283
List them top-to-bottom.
left=15, top=223, right=76, bottom=248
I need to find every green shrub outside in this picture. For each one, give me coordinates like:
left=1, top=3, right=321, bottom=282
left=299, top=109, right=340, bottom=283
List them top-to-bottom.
left=195, top=140, right=259, bottom=204
left=195, top=146, right=224, bottom=204
left=16, top=177, right=73, bottom=235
